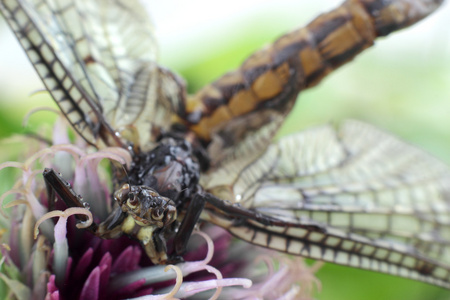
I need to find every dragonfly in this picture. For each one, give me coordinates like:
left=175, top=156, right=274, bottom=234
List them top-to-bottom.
left=1, top=0, right=449, bottom=290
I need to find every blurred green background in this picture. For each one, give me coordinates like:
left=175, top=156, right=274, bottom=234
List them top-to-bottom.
left=1, top=0, right=450, bottom=299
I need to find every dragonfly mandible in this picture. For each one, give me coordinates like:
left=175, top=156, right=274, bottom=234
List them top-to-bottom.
left=0, top=0, right=449, bottom=292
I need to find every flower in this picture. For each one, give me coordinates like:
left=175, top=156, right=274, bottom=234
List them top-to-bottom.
left=0, top=112, right=322, bottom=299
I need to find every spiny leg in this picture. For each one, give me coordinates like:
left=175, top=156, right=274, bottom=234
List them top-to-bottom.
left=43, top=168, right=125, bottom=238
left=43, top=168, right=98, bottom=233
left=173, top=191, right=325, bottom=259
left=202, top=192, right=326, bottom=233
left=173, top=193, right=206, bottom=258
left=201, top=193, right=274, bottom=225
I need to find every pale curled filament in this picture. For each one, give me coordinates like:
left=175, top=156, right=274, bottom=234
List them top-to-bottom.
left=34, top=207, right=93, bottom=239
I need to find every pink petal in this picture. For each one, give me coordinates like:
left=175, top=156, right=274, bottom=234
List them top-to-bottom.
left=130, top=246, right=143, bottom=270
left=46, top=275, right=58, bottom=297
left=45, top=291, right=59, bottom=300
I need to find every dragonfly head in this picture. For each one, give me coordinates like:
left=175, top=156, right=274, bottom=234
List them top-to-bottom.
left=114, top=183, right=177, bottom=228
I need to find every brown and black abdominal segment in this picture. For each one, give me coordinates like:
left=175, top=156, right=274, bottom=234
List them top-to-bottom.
left=181, top=0, right=444, bottom=143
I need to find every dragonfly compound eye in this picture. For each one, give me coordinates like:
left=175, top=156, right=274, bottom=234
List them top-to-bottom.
left=114, top=183, right=131, bottom=204
left=127, top=192, right=139, bottom=209
left=149, top=197, right=177, bottom=226
left=153, top=203, right=177, bottom=226
left=164, top=206, right=177, bottom=225
left=151, top=207, right=164, bottom=221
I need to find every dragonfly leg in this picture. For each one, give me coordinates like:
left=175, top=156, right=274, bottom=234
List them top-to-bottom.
left=43, top=168, right=125, bottom=238
left=43, top=168, right=98, bottom=233
left=173, top=192, right=296, bottom=258
left=201, top=192, right=278, bottom=226
left=202, top=192, right=326, bottom=233
left=173, top=193, right=206, bottom=257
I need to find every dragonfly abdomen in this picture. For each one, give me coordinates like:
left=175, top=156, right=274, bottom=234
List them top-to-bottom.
left=183, top=0, right=443, bottom=142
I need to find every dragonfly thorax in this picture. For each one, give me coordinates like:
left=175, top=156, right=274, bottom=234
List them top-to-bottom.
left=127, top=138, right=201, bottom=206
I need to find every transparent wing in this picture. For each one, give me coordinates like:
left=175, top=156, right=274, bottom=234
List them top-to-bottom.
left=0, top=0, right=184, bottom=150
left=201, top=120, right=450, bottom=288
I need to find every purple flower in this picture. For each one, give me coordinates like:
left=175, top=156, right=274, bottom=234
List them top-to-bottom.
left=0, top=115, right=321, bottom=299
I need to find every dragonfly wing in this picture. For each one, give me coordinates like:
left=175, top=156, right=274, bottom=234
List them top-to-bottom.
left=0, top=0, right=183, bottom=150
left=202, top=120, right=450, bottom=287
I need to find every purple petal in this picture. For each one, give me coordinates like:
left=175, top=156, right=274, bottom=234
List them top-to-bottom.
left=112, top=246, right=141, bottom=273
left=131, top=246, right=143, bottom=269
left=73, top=248, right=94, bottom=280
left=98, top=252, right=112, bottom=295
left=64, top=257, right=73, bottom=284
left=80, top=267, right=100, bottom=300
left=133, top=285, right=156, bottom=298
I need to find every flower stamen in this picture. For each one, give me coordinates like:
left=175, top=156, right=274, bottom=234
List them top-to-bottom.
left=22, top=107, right=60, bottom=127
left=80, top=148, right=132, bottom=168
left=0, top=189, right=29, bottom=216
left=33, top=207, right=93, bottom=239
left=34, top=207, right=93, bottom=287
left=254, top=255, right=275, bottom=276
left=130, top=265, right=183, bottom=300
left=163, top=265, right=183, bottom=299
left=200, top=265, right=223, bottom=300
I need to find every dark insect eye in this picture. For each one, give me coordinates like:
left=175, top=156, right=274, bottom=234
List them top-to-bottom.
left=128, top=192, right=138, bottom=206
left=152, top=209, right=164, bottom=221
